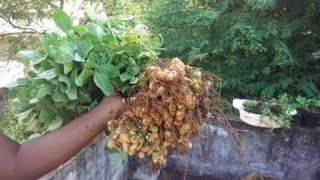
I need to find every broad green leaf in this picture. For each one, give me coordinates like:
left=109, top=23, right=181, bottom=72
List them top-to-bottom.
left=53, top=9, right=72, bottom=33
left=86, top=23, right=104, bottom=36
left=72, top=25, right=87, bottom=36
left=81, top=33, right=100, bottom=44
left=40, top=34, right=59, bottom=55
left=102, top=34, right=119, bottom=49
left=74, top=40, right=93, bottom=62
left=56, top=41, right=76, bottom=63
left=124, top=43, right=141, bottom=57
left=16, top=50, right=46, bottom=65
left=16, top=50, right=35, bottom=62
left=84, top=53, right=97, bottom=69
left=63, top=62, right=73, bottom=74
left=97, top=64, right=120, bottom=79
left=127, top=66, right=140, bottom=75
left=70, top=68, right=78, bottom=80
left=37, top=69, right=58, bottom=80
left=75, top=69, right=94, bottom=87
left=120, top=72, right=134, bottom=82
left=94, top=73, right=113, bottom=96
left=58, top=75, right=71, bottom=87
left=17, top=78, right=29, bottom=86
left=36, top=84, right=53, bottom=98
left=66, top=85, right=78, bottom=100
left=52, top=88, right=69, bottom=103
left=79, top=89, right=91, bottom=103
left=36, top=97, right=57, bottom=114
left=39, top=110, right=55, bottom=123
left=47, top=116, right=63, bottom=131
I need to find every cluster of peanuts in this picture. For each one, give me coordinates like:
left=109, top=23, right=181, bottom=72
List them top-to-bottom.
left=107, top=58, right=210, bottom=166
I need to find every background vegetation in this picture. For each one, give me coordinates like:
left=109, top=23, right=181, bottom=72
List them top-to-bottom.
left=1, top=0, right=320, bottom=138
left=2, top=0, right=319, bottom=100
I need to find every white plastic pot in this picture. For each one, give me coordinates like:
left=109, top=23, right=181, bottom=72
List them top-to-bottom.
left=232, top=99, right=297, bottom=128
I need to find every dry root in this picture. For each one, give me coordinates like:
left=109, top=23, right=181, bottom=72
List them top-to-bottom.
left=107, top=58, right=212, bottom=167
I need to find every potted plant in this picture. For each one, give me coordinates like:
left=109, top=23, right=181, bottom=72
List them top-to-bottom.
left=233, top=94, right=297, bottom=129
left=296, top=96, right=320, bottom=127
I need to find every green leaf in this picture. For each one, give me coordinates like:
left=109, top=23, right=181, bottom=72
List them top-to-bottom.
left=53, top=9, right=72, bottom=33
left=86, top=23, right=104, bottom=36
left=72, top=25, right=87, bottom=36
left=40, top=34, right=59, bottom=55
left=102, top=34, right=119, bottom=49
left=74, top=40, right=93, bottom=62
left=56, top=41, right=76, bottom=63
left=125, top=43, right=141, bottom=57
left=16, top=50, right=46, bottom=65
left=84, top=53, right=97, bottom=69
left=63, top=62, right=73, bottom=74
left=97, top=64, right=120, bottom=79
left=127, top=66, right=140, bottom=75
left=37, top=69, right=58, bottom=80
left=75, top=69, right=94, bottom=87
left=120, top=72, right=134, bottom=82
left=94, top=73, right=113, bottom=96
left=58, top=75, right=71, bottom=87
left=17, top=78, right=29, bottom=86
left=36, top=84, right=53, bottom=99
left=66, top=85, right=78, bottom=100
left=52, top=88, right=69, bottom=103
left=79, top=89, right=91, bottom=103
left=36, top=97, right=57, bottom=114
left=39, top=110, right=55, bottom=123
left=47, top=116, right=63, bottom=131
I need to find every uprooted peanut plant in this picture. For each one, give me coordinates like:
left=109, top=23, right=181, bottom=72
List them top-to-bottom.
left=9, top=8, right=243, bottom=169
left=107, top=58, right=236, bottom=167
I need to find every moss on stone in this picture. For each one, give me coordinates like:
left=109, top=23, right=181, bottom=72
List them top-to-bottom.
left=0, top=103, right=26, bottom=143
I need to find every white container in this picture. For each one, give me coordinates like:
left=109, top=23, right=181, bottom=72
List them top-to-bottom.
left=232, top=99, right=297, bottom=128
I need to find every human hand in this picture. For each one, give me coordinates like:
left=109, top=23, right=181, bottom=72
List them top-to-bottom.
left=95, top=93, right=126, bottom=119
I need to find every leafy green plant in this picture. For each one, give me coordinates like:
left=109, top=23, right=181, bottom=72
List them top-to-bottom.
left=9, top=8, right=161, bottom=135
left=243, top=94, right=296, bottom=129
left=296, top=96, right=320, bottom=112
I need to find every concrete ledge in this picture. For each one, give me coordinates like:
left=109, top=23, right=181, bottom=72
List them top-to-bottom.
left=48, top=117, right=320, bottom=180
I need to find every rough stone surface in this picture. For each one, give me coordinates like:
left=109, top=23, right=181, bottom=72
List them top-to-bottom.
left=48, top=118, right=320, bottom=180
left=46, top=137, right=128, bottom=180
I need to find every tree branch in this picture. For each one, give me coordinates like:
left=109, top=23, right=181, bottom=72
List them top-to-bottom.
left=59, top=0, right=64, bottom=9
left=0, top=12, right=37, bottom=33
left=0, top=31, right=42, bottom=38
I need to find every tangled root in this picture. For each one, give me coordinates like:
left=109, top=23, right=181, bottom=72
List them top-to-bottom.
left=107, top=58, right=214, bottom=167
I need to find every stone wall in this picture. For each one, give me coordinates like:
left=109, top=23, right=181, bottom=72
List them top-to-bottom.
left=48, top=118, right=320, bottom=180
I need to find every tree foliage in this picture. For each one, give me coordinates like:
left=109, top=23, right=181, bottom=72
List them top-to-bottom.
left=0, top=0, right=61, bottom=31
left=3, top=0, right=320, bottom=101
left=143, top=0, right=320, bottom=99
